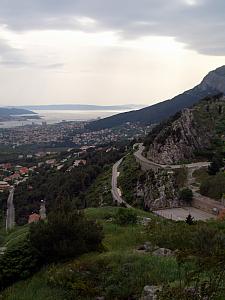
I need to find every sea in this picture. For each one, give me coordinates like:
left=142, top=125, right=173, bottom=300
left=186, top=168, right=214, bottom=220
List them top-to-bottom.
left=0, top=109, right=127, bottom=129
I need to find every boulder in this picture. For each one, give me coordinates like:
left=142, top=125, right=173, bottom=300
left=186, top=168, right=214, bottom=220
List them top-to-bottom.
left=137, top=242, right=158, bottom=253
left=152, top=248, right=173, bottom=257
left=140, top=285, right=162, bottom=300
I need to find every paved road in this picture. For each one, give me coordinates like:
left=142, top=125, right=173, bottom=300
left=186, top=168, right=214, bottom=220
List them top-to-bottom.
left=134, top=143, right=210, bottom=170
left=111, top=158, right=131, bottom=208
left=6, top=187, right=15, bottom=231
left=153, top=207, right=216, bottom=221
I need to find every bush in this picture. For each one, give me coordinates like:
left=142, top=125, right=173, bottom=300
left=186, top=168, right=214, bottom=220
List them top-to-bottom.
left=208, top=154, right=223, bottom=175
left=200, top=172, right=225, bottom=199
left=179, top=188, right=193, bottom=203
left=114, top=208, right=137, bottom=225
left=29, top=210, right=104, bottom=263
left=0, top=238, right=40, bottom=289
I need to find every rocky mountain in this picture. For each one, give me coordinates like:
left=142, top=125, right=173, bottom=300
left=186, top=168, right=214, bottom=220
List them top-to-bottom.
left=88, top=65, right=225, bottom=130
left=144, top=93, right=225, bottom=164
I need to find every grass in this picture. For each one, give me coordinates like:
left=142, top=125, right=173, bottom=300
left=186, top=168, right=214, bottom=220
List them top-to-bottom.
left=118, top=153, right=142, bottom=206
left=193, top=167, right=210, bottom=183
left=84, top=168, right=113, bottom=207
left=0, top=207, right=180, bottom=300
left=3, top=226, right=29, bottom=248
left=1, top=271, right=70, bottom=300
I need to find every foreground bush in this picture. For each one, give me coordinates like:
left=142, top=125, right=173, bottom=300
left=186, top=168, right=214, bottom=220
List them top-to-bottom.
left=0, top=208, right=104, bottom=290
left=114, top=208, right=137, bottom=225
left=29, top=210, right=104, bottom=263
left=0, top=238, right=40, bottom=289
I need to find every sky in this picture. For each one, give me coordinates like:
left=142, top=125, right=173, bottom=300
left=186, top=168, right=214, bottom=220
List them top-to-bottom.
left=0, top=0, right=225, bottom=107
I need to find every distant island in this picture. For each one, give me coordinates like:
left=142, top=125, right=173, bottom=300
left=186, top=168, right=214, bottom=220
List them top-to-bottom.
left=19, top=104, right=144, bottom=111
left=0, top=107, right=38, bottom=122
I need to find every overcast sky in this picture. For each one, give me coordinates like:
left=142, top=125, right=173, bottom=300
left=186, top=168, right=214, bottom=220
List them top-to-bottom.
left=0, top=0, right=225, bottom=106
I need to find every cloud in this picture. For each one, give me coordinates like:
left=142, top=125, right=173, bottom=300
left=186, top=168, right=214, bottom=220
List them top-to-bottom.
left=0, top=0, right=224, bottom=56
left=0, top=39, right=30, bottom=67
left=43, top=63, right=65, bottom=69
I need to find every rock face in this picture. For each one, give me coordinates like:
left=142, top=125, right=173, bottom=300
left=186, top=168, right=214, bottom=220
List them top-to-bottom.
left=199, top=65, right=225, bottom=93
left=146, top=108, right=213, bottom=164
left=136, top=169, right=182, bottom=210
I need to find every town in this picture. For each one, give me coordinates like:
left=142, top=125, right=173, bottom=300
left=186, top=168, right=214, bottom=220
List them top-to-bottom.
left=0, top=121, right=151, bottom=148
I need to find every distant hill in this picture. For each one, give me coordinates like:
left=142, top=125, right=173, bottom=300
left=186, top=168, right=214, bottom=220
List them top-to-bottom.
left=88, top=65, right=225, bottom=130
left=20, top=104, right=144, bottom=111
left=0, top=107, right=35, bottom=117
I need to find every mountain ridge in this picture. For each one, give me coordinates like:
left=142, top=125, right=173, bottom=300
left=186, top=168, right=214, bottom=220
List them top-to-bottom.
left=88, top=65, right=225, bottom=130
left=17, top=104, right=144, bottom=111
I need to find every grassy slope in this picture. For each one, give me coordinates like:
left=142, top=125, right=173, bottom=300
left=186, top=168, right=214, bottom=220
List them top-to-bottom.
left=118, top=154, right=142, bottom=206
left=84, top=168, right=113, bottom=207
left=1, top=207, right=180, bottom=300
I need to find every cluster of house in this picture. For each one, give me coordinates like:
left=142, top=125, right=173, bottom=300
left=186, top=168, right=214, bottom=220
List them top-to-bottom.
left=66, top=159, right=87, bottom=172
left=0, top=163, right=30, bottom=191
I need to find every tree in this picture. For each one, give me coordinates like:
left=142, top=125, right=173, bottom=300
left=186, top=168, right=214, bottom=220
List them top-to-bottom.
left=208, top=154, right=223, bottom=175
left=179, top=188, right=193, bottom=204
left=29, top=209, right=103, bottom=263
left=185, top=214, right=194, bottom=225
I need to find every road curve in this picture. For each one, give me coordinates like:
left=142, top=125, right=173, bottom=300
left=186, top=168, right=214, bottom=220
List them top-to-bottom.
left=134, top=143, right=210, bottom=170
left=111, top=158, right=132, bottom=208
left=6, top=187, right=15, bottom=231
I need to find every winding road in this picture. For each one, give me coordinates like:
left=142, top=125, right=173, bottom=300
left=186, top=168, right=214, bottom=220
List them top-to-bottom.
left=134, top=143, right=210, bottom=170
left=111, top=158, right=131, bottom=208
left=6, top=187, right=15, bottom=231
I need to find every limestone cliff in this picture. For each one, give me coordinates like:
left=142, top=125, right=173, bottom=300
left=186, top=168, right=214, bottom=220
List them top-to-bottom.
left=145, top=93, right=225, bottom=164
left=146, top=108, right=213, bottom=164
left=136, top=169, right=183, bottom=210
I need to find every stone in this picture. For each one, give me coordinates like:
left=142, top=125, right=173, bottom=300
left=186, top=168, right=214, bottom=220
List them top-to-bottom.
left=141, top=217, right=152, bottom=226
left=137, top=242, right=158, bottom=253
left=137, top=245, right=146, bottom=251
left=0, top=247, right=7, bottom=255
left=152, top=247, right=174, bottom=257
left=140, top=285, right=162, bottom=300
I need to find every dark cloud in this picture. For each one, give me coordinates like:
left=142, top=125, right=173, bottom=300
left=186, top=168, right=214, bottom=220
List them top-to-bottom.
left=0, top=0, right=224, bottom=55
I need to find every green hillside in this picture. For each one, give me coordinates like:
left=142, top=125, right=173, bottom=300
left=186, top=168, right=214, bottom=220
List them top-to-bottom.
left=1, top=207, right=225, bottom=299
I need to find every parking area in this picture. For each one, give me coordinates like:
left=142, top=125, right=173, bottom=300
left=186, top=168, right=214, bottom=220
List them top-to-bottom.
left=153, top=207, right=217, bottom=221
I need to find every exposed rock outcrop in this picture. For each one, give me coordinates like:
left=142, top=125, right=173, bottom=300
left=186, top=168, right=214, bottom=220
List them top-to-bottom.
left=200, top=65, right=225, bottom=93
left=146, top=108, right=213, bottom=164
left=136, top=169, right=183, bottom=210
left=140, top=285, right=162, bottom=300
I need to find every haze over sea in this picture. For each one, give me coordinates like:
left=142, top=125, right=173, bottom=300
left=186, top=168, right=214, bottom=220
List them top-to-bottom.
left=0, top=109, right=128, bottom=128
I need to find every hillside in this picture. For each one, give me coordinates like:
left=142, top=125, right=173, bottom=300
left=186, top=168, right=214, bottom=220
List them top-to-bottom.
left=88, top=65, right=225, bottom=130
left=144, top=93, right=225, bottom=164
left=0, top=107, right=35, bottom=117
left=1, top=207, right=225, bottom=299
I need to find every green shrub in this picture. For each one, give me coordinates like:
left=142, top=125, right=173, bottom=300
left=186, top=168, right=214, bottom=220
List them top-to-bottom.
left=200, top=172, right=225, bottom=199
left=179, top=188, right=193, bottom=203
left=114, top=208, right=137, bottom=225
left=29, top=210, right=104, bottom=263
left=0, top=238, right=40, bottom=289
